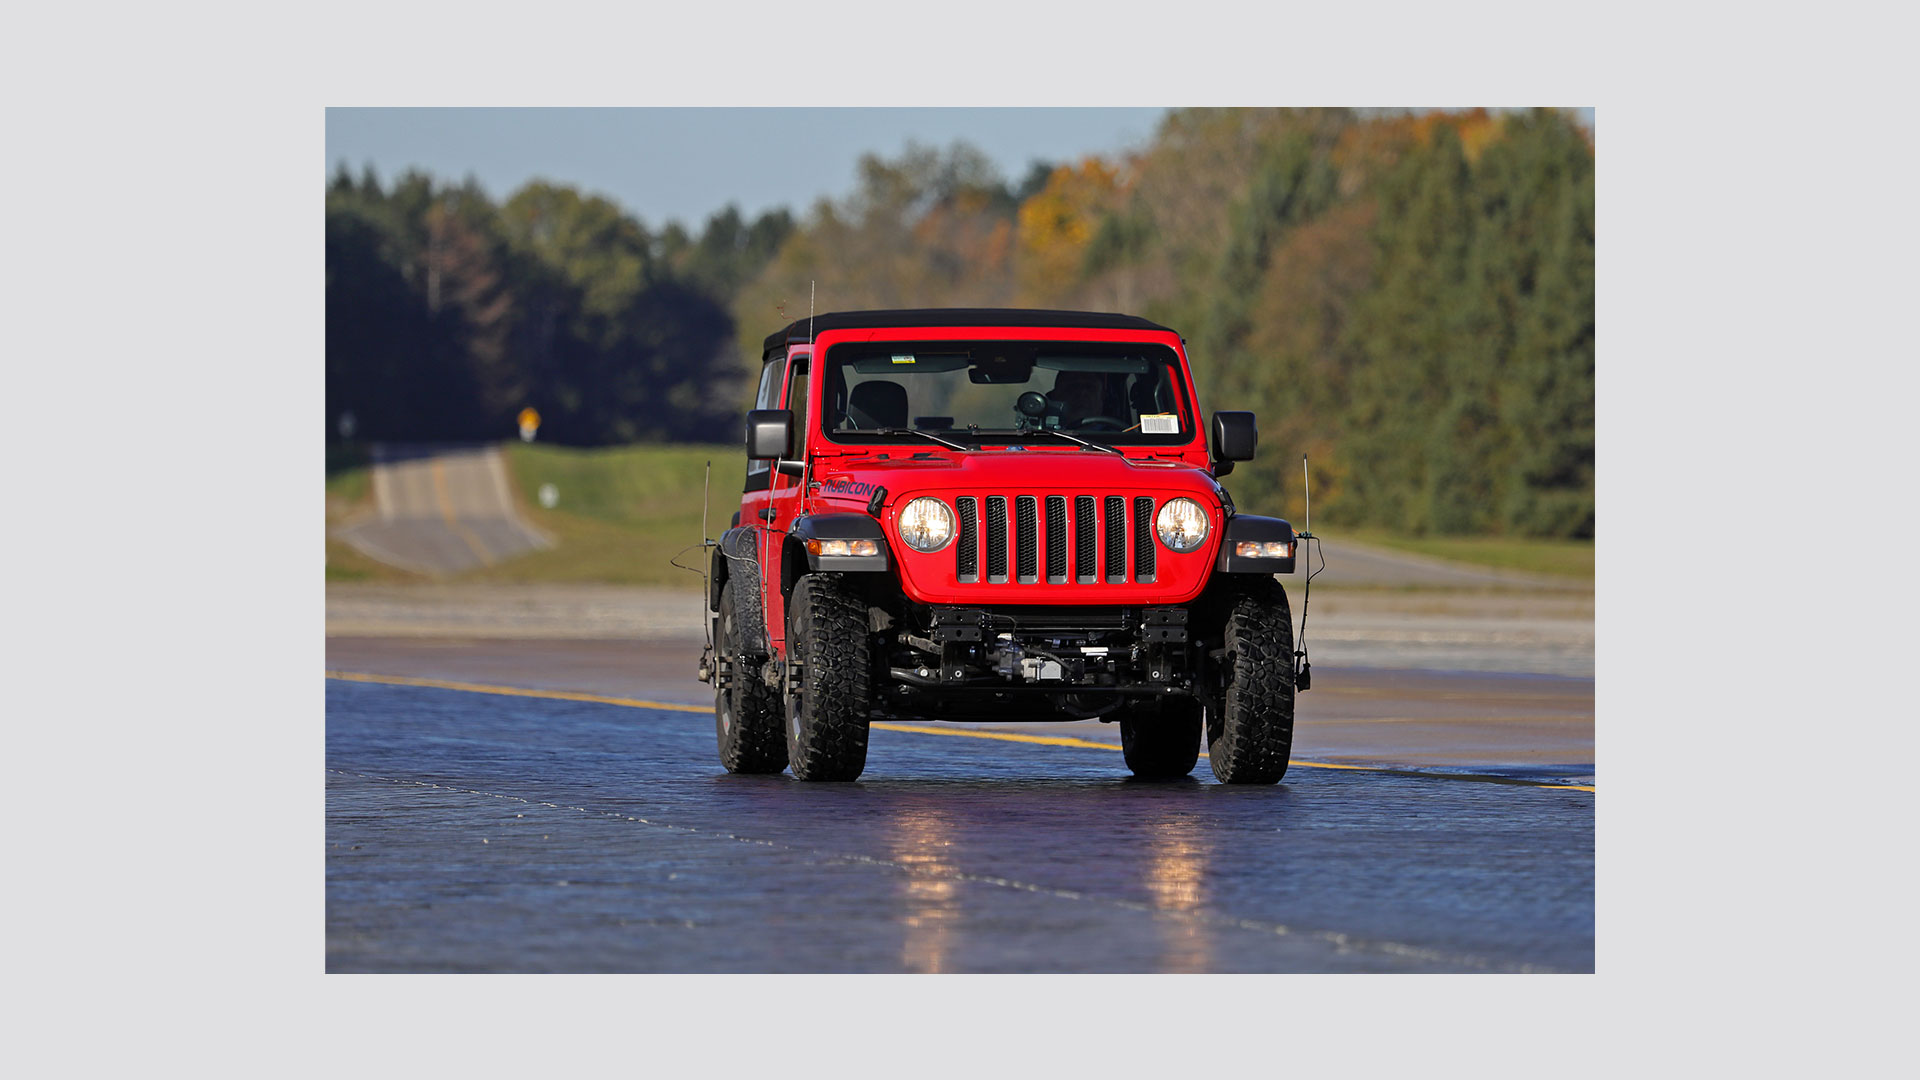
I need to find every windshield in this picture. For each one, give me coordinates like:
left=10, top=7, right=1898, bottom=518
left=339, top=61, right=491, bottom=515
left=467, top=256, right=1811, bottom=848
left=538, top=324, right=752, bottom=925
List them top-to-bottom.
left=821, top=340, right=1195, bottom=447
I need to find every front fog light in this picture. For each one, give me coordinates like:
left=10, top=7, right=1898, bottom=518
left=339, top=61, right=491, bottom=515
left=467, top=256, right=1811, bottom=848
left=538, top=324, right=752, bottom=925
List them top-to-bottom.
left=897, top=497, right=954, bottom=552
left=1155, top=497, right=1209, bottom=552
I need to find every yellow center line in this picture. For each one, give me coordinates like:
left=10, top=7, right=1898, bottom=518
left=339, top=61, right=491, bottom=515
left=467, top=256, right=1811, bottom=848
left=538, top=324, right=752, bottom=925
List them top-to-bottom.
left=430, top=459, right=495, bottom=567
left=325, top=670, right=1594, bottom=792
left=325, top=670, right=711, bottom=712
left=868, top=721, right=1118, bottom=751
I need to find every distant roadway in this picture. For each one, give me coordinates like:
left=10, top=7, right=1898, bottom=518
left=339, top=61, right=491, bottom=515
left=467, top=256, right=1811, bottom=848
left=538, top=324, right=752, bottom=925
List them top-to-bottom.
left=335, top=443, right=550, bottom=575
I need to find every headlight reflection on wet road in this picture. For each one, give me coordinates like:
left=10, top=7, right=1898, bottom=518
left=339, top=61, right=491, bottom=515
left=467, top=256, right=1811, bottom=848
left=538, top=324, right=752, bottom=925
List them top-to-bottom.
left=888, top=806, right=961, bottom=973
left=1145, top=818, right=1213, bottom=973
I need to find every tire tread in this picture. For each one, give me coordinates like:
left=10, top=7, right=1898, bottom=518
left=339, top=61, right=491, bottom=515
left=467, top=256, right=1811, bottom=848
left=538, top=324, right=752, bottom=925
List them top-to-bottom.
left=786, top=574, right=872, bottom=781
left=1208, top=578, right=1296, bottom=784
left=716, top=580, right=787, bottom=774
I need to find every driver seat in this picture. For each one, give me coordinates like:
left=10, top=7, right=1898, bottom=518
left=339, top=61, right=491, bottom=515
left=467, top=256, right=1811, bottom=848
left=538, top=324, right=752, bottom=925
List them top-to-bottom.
left=1049, top=371, right=1106, bottom=428
left=846, top=380, right=908, bottom=429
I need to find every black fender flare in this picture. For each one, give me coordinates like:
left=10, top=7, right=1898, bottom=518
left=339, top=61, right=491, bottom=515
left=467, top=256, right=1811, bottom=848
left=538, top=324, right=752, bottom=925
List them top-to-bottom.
left=788, top=513, right=891, bottom=573
left=1214, top=514, right=1297, bottom=574
left=713, top=526, right=769, bottom=655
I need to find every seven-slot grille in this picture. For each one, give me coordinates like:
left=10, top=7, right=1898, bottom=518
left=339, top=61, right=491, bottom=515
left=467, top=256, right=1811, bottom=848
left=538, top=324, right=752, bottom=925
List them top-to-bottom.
left=950, top=494, right=1166, bottom=585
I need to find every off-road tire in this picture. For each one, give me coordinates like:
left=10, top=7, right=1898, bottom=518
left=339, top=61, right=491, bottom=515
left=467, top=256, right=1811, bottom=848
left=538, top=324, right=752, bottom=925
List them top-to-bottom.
left=784, top=574, right=872, bottom=781
left=1207, top=578, right=1296, bottom=784
left=715, top=580, right=787, bottom=774
left=1120, top=699, right=1202, bottom=779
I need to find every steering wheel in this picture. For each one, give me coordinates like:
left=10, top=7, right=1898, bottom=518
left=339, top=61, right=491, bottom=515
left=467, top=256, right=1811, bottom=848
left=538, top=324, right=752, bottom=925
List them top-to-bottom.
left=1075, top=416, right=1126, bottom=432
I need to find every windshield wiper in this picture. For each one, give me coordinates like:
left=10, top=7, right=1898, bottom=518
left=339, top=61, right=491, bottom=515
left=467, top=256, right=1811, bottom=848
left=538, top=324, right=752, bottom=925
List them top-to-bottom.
left=868, top=428, right=972, bottom=452
left=1017, top=428, right=1123, bottom=454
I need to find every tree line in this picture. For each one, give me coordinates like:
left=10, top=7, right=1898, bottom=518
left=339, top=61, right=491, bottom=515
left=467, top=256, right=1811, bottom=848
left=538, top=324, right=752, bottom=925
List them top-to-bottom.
left=327, top=107, right=1593, bottom=537
left=327, top=169, right=793, bottom=445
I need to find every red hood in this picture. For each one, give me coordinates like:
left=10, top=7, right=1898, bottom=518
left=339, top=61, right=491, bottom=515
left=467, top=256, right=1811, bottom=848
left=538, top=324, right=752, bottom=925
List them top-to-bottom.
left=808, top=448, right=1221, bottom=508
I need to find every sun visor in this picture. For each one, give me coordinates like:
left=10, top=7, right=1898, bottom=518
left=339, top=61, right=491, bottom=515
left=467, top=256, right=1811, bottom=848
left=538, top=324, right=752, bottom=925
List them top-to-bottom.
left=850, top=353, right=971, bottom=374
left=1035, top=356, right=1151, bottom=374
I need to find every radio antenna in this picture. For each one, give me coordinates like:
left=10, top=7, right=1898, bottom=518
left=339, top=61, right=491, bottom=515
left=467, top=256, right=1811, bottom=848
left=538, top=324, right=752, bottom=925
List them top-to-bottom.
left=1296, top=454, right=1318, bottom=692
left=692, top=459, right=716, bottom=683
left=701, top=459, right=713, bottom=651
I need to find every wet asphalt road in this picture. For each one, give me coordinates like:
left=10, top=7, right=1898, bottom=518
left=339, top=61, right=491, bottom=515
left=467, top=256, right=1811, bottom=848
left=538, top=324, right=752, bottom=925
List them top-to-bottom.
left=326, top=677, right=1593, bottom=973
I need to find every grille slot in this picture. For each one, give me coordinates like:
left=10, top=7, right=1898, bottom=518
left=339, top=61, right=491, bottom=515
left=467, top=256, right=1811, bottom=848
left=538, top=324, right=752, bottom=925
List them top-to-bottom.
left=984, top=496, right=1008, bottom=583
left=1014, top=496, right=1039, bottom=583
left=1045, top=496, right=1068, bottom=583
left=1074, top=496, right=1097, bottom=582
left=1104, top=496, right=1127, bottom=583
left=1133, top=496, right=1157, bottom=583
left=955, top=497, right=977, bottom=583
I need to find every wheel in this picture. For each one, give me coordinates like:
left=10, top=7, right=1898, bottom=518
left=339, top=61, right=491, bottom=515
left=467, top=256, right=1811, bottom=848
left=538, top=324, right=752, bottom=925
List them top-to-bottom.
left=783, top=574, right=872, bottom=781
left=1206, top=579, right=1296, bottom=784
left=715, top=580, right=787, bottom=774
left=1120, top=698, right=1202, bottom=779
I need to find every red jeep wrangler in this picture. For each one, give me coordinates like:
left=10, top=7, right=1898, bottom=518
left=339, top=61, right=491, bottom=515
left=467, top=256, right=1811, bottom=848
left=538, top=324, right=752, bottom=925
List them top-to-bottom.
left=702, top=309, right=1301, bottom=783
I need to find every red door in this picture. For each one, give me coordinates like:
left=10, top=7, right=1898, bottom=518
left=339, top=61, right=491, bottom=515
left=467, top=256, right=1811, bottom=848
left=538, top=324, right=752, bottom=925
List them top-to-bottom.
left=760, top=347, right=811, bottom=655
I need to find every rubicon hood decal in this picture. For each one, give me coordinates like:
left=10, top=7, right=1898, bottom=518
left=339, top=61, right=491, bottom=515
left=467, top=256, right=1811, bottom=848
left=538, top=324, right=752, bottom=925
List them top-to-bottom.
left=816, top=475, right=880, bottom=497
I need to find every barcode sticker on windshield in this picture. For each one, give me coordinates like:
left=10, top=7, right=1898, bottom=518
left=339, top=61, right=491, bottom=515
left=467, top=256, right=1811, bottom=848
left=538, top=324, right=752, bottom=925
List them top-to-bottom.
left=1140, top=413, right=1179, bottom=434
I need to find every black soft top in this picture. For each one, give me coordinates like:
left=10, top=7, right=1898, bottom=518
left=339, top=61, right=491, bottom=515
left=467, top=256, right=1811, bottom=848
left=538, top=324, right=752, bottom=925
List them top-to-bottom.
left=761, top=308, right=1175, bottom=359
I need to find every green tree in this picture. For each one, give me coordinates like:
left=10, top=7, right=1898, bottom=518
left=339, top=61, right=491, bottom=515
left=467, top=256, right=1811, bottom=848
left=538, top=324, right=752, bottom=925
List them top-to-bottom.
left=1339, top=124, right=1476, bottom=532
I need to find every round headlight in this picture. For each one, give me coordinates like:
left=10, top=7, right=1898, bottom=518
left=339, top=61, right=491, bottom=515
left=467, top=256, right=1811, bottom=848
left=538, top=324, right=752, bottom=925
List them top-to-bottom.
left=897, top=497, right=955, bottom=552
left=1155, top=497, right=1210, bottom=552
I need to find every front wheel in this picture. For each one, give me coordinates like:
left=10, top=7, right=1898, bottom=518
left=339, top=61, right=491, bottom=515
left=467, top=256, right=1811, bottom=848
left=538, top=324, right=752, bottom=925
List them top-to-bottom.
left=784, top=574, right=872, bottom=781
left=1206, top=579, right=1296, bottom=784
left=1120, top=699, right=1202, bottom=779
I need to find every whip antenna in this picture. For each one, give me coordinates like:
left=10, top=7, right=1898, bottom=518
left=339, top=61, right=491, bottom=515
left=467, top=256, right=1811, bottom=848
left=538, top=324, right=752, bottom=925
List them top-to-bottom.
left=1296, top=453, right=1319, bottom=692
left=691, top=459, right=718, bottom=683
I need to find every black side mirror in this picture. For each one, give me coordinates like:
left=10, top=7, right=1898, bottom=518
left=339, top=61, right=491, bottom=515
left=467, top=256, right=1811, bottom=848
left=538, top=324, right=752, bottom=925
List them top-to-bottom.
left=746, top=409, right=793, bottom=460
left=1211, top=411, right=1257, bottom=474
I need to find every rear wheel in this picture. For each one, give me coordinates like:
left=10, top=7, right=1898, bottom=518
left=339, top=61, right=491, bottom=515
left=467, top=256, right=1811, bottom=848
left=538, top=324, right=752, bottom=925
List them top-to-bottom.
left=784, top=574, right=872, bottom=781
left=1206, top=579, right=1296, bottom=784
left=715, top=580, right=786, bottom=774
left=1120, top=699, right=1202, bottom=779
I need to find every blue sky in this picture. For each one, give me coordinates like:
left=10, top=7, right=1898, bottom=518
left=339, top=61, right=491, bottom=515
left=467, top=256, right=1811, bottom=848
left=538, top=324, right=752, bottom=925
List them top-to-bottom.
left=325, top=108, right=1172, bottom=231
left=326, top=108, right=1592, bottom=233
